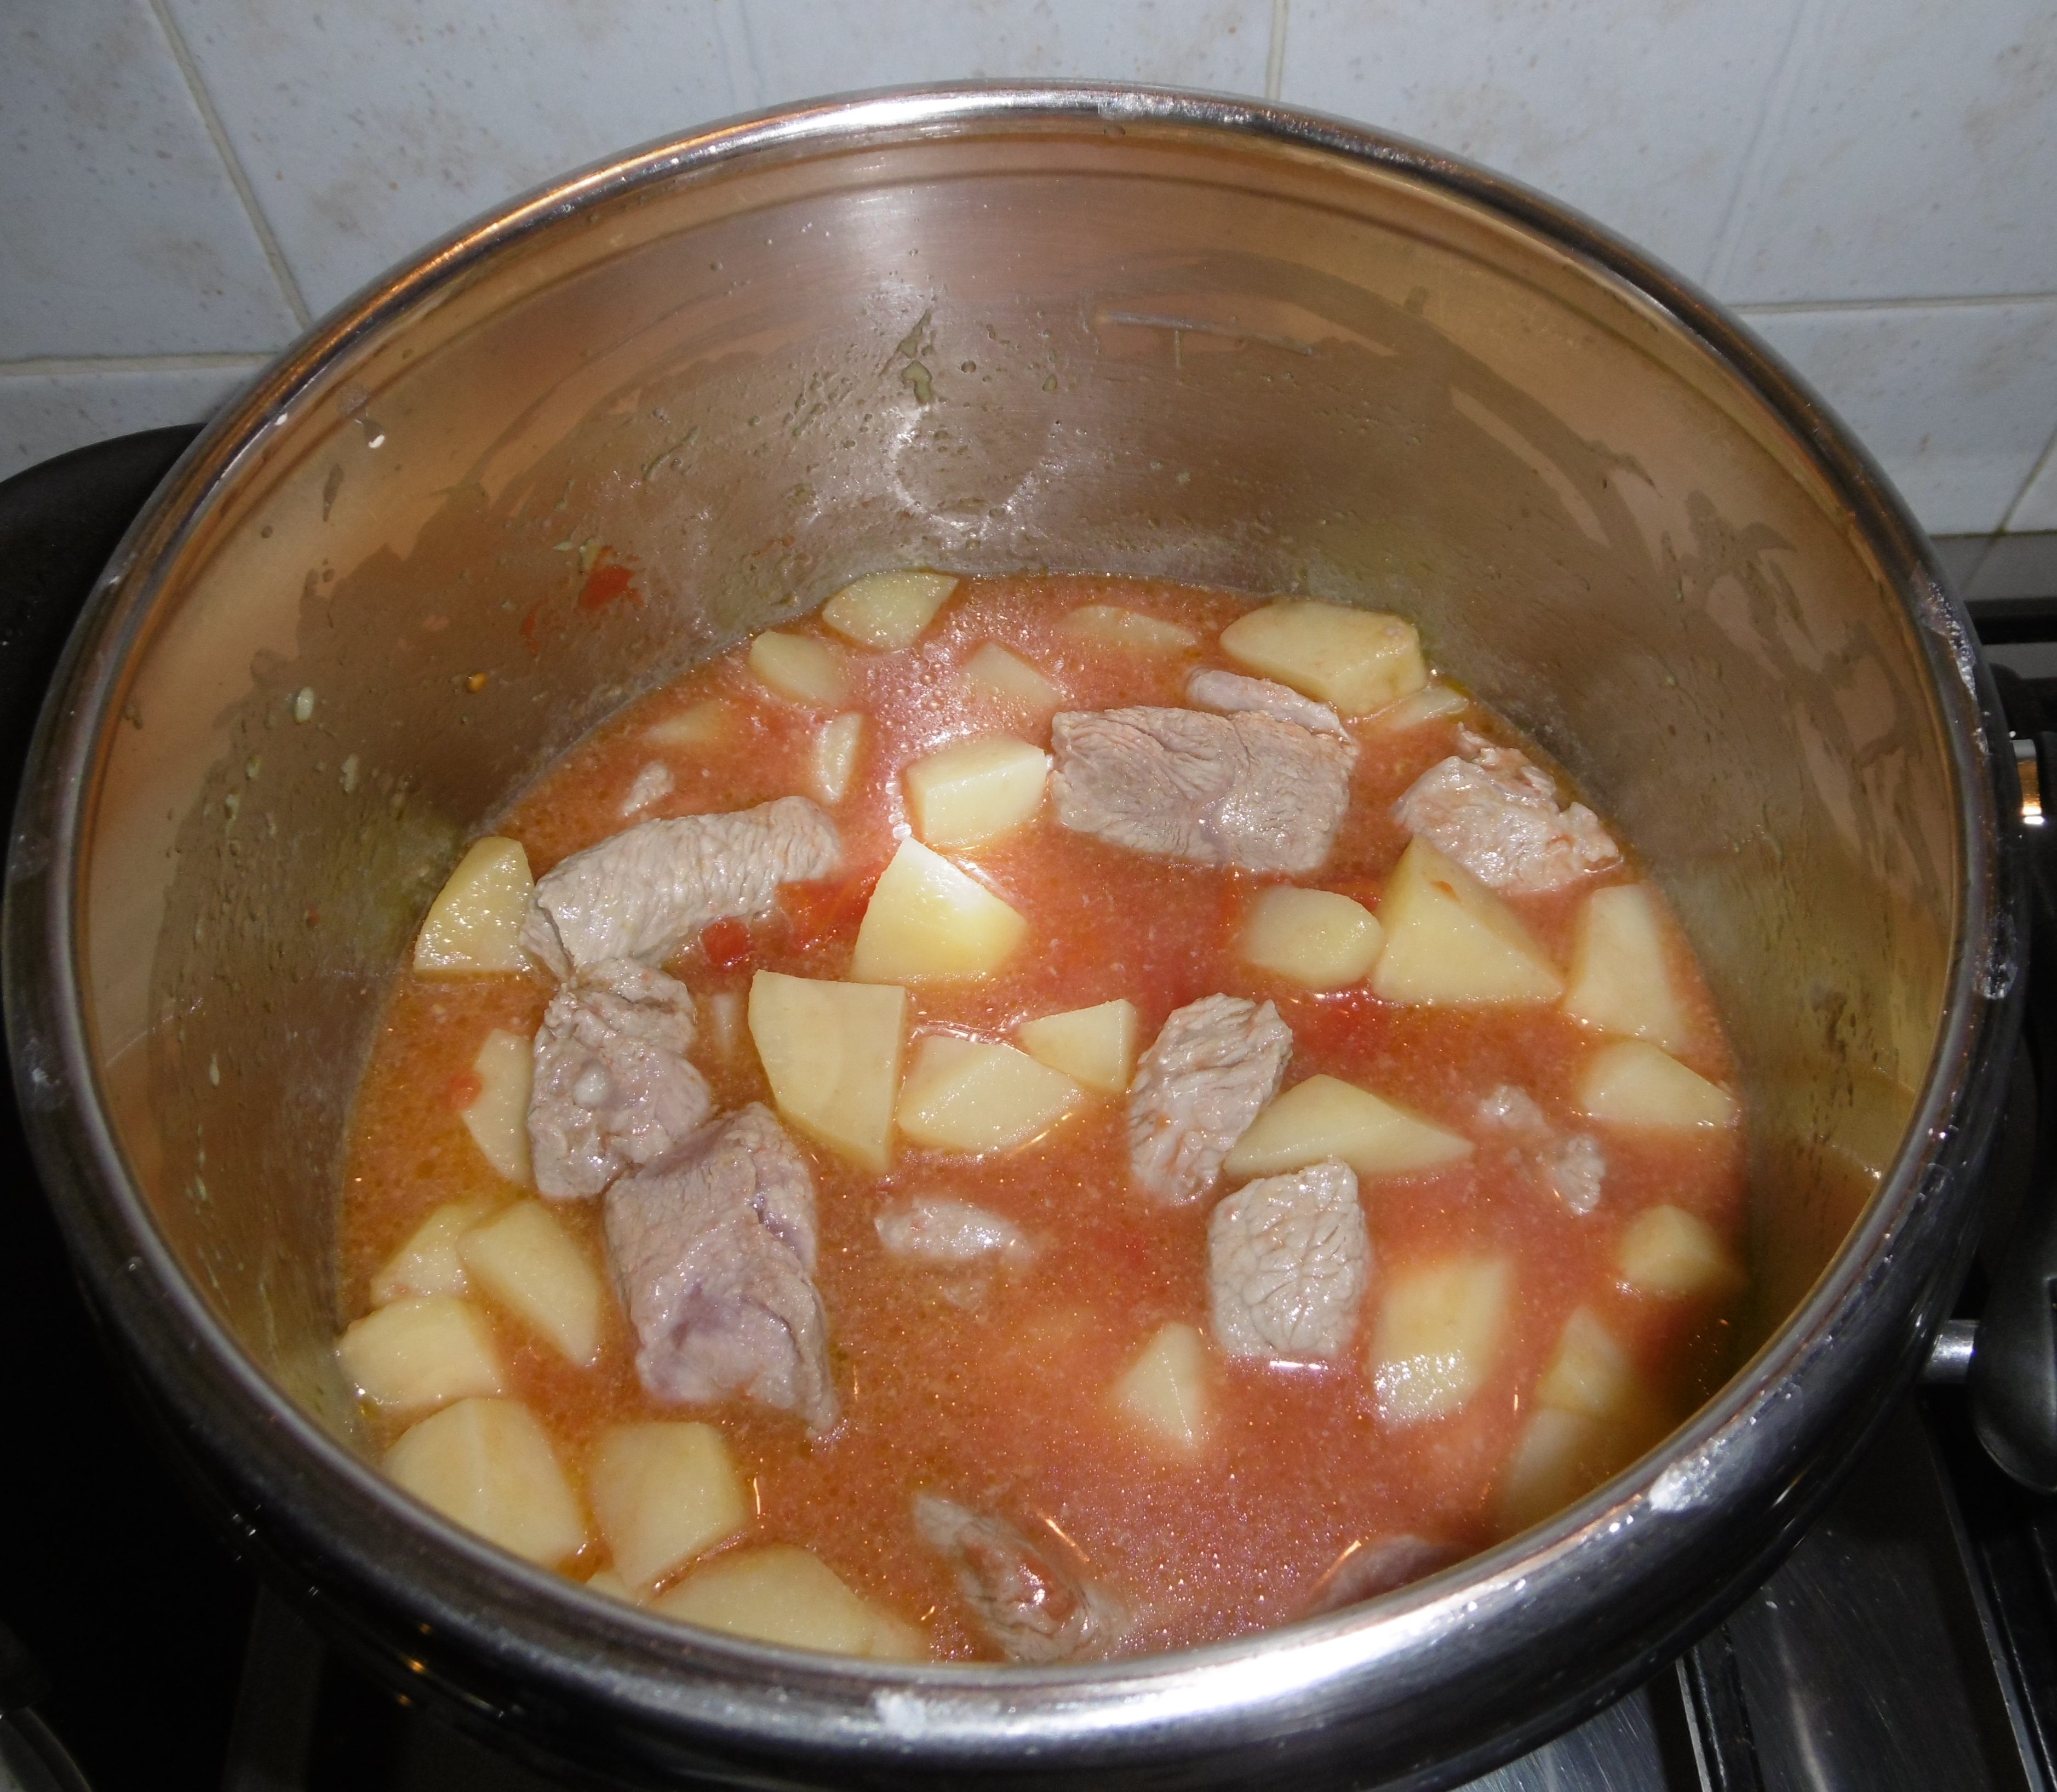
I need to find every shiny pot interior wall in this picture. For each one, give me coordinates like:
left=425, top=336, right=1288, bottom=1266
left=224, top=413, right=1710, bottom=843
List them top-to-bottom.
left=80, top=117, right=1953, bottom=1450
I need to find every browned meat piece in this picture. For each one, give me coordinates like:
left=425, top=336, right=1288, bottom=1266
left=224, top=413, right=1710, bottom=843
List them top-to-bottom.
left=1185, top=667, right=1351, bottom=740
left=1050, top=706, right=1353, bottom=874
left=1391, top=729, right=1617, bottom=894
left=522, top=796, right=839, bottom=975
left=528, top=959, right=712, bottom=1199
left=1128, top=994, right=1293, bottom=1205
left=603, top=1103, right=838, bottom=1431
left=1208, top=1160, right=1369, bottom=1360
left=874, top=1196, right=1034, bottom=1267
left=913, top=1494, right=1125, bottom=1663
left=1304, top=1535, right=1461, bottom=1615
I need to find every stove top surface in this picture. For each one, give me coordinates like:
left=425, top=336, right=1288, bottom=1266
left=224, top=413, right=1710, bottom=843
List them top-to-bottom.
left=2, top=430, right=2054, bottom=1792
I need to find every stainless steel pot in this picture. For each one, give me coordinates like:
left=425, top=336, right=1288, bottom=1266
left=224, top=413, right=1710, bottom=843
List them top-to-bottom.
left=2, top=84, right=2023, bottom=1790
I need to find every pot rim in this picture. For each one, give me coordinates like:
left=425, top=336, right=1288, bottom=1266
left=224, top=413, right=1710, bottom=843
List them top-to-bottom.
left=3, top=79, right=2022, bottom=1781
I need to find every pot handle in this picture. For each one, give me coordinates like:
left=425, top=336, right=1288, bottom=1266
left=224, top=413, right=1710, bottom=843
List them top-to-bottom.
left=1928, top=729, right=2057, bottom=1489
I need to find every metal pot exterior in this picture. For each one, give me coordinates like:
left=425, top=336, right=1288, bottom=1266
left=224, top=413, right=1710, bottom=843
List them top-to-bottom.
left=2, top=85, right=2023, bottom=1789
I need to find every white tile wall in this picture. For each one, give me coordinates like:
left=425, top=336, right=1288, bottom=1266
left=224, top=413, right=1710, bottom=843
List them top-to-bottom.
left=3, top=0, right=2054, bottom=555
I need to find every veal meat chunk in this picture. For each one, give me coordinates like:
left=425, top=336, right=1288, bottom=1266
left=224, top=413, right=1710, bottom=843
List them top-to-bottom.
left=1185, top=667, right=1350, bottom=739
left=1050, top=705, right=1353, bottom=874
left=1391, top=729, right=1617, bottom=894
left=522, top=795, right=839, bottom=975
left=528, top=958, right=712, bottom=1199
left=1128, top=994, right=1293, bottom=1205
left=1475, top=1084, right=1607, bottom=1215
left=603, top=1103, right=838, bottom=1430
left=1208, top=1160, right=1370, bottom=1360
left=875, top=1197, right=1034, bottom=1267
left=913, top=1494, right=1124, bottom=1663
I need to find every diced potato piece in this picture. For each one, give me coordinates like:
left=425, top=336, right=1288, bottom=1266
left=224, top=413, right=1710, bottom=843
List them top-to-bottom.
left=820, top=570, right=959, bottom=650
left=1219, top=600, right=1426, bottom=715
left=1061, top=605, right=1198, bottom=654
left=748, top=631, right=847, bottom=707
left=963, top=642, right=1061, bottom=711
left=1367, top=683, right=1468, bottom=731
left=644, top=699, right=732, bottom=748
left=810, top=713, right=864, bottom=805
left=903, top=735, right=1050, bottom=848
left=414, top=838, right=534, bottom=974
left=1372, top=838, right=1563, bottom=1006
left=848, top=839, right=1027, bottom=982
left=1562, top=885, right=1693, bottom=1053
left=1241, top=886, right=1385, bottom=989
left=747, top=971, right=908, bottom=1171
left=704, top=989, right=747, bottom=1062
left=1015, top=999, right=1138, bottom=1095
left=461, top=1028, right=534, bottom=1185
left=896, top=1035, right=1082, bottom=1153
left=1576, top=1041, right=1738, bottom=1130
left=1225, top=1074, right=1472, bottom=1180
left=369, top=1199, right=496, bottom=1306
left=457, top=1201, right=606, bottom=1367
left=1617, top=1205, right=1743, bottom=1299
left=1371, top=1257, right=1512, bottom=1425
left=337, top=1295, right=504, bottom=1412
left=1535, top=1307, right=1637, bottom=1420
left=1113, top=1321, right=1212, bottom=1451
left=384, top=1397, right=587, bottom=1567
left=1497, top=1407, right=1635, bottom=1536
left=588, top=1421, right=749, bottom=1594
left=653, top=1544, right=927, bottom=1659
left=583, top=1567, right=638, bottom=1603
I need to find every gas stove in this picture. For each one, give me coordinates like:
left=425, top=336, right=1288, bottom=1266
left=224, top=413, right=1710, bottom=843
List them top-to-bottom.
left=2, top=428, right=2053, bottom=1792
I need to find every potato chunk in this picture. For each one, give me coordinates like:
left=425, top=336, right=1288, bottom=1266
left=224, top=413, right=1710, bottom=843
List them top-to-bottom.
left=820, top=569, right=958, bottom=650
left=1219, top=600, right=1426, bottom=715
left=1061, top=605, right=1197, bottom=654
left=748, top=631, right=847, bottom=707
left=964, top=642, right=1061, bottom=711
left=644, top=698, right=732, bottom=748
left=810, top=713, right=864, bottom=806
left=904, top=735, right=1051, bottom=848
left=414, top=838, right=534, bottom=974
left=1372, top=838, right=1563, bottom=1006
left=849, top=839, right=1027, bottom=982
left=1561, top=885, right=1693, bottom=1053
left=1240, top=886, right=1385, bottom=989
left=747, top=971, right=908, bottom=1171
left=1015, top=999, right=1138, bottom=1095
left=461, top=1028, right=534, bottom=1185
left=896, top=1035, right=1082, bottom=1153
left=1576, top=1041, right=1738, bottom=1130
left=1225, top=1074, right=1472, bottom=1180
left=369, top=1198, right=495, bottom=1306
left=457, top=1201, right=606, bottom=1367
left=1617, top=1205, right=1742, bottom=1298
left=1371, top=1257, right=1512, bottom=1425
left=337, top=1295, right=504, bottom=1413
left=1535, top=1307, right=1637, bottom=1420
left=1113, top=1321, right=1213, bottom=1451
left=384, top=1397, right=587, bottom=1566
left=1497, top=1407, right=1636, bottom=1536
left=588, top=1421, right=749, bottom=1594
left=653, top=1544, right=927, bottom=1659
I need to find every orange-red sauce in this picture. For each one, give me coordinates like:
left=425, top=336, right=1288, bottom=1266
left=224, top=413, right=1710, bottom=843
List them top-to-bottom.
left=339, top=575, right=1745, bottom=1658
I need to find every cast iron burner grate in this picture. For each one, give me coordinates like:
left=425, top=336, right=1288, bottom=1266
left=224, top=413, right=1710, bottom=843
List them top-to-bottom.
left=0, top=428, right=2048, bottom=1792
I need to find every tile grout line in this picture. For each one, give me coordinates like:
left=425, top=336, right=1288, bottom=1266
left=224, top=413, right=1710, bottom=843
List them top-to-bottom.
left=147, top=0, right=314, bottom=331
left=1265, top=0, right=1289, bottom=102
left=1700, top=0, right=1827, bottom=294
left=1735, top=291, right=2057, bottom=316
left=0, top=353, right=272, bottom=378
left=2000, top=422, right=2057, bottom=535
